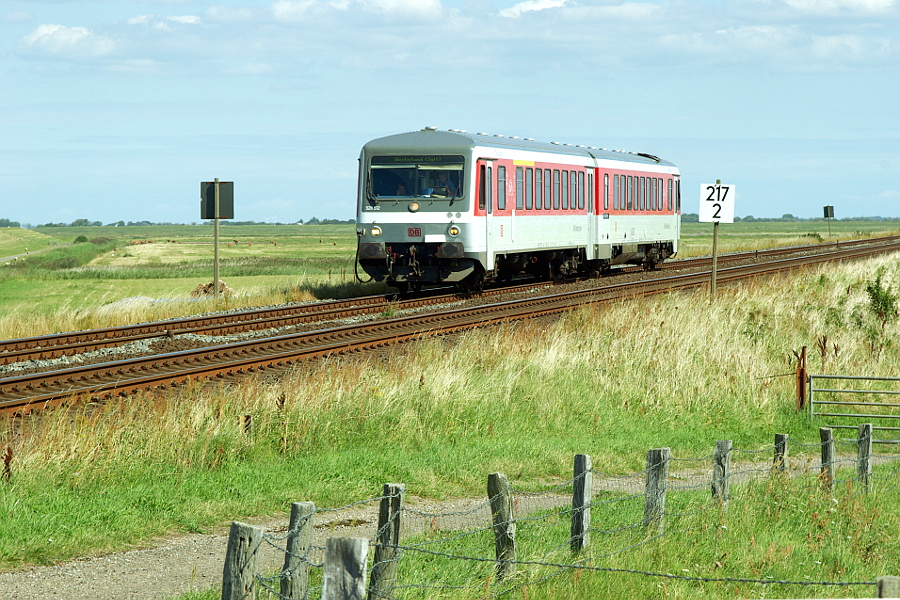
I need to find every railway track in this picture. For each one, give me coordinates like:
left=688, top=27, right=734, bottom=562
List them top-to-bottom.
left=1, top=235, right=895, bottom=366
left=2, top=238, right=899, bottom=415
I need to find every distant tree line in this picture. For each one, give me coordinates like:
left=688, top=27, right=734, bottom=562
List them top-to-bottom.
left=681, top=213, right=900, bottom=223
left=0, top=218, right=21, bottom=228
left=27, top=218, right=356, bottom=228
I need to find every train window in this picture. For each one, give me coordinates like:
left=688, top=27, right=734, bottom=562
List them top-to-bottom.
left=370, top=155, right=464, bottom=199
left=479, top=165, right=486, bottom=211
left=487, top=165, right=493, bottom=214
left=497, top=166, right=506, bottom=210
left=515, top=167, right=524, bottom=210
left=525, top=168, right=533, bottom=210
left=535, top=169, right=543, bottom=210
left=544, top=169, right=552, bottom=209
left=553, top=170, right=560, bottom=209
left=561, top=171, right=569, bottom=210
left=570, top=171, right=576, bottom=210
left=578, top=171, right=585, bottom=210
left=588, top=172, right=594, bottom=212
left=604, top=174, right=609, bottom=211
left=614, top=175, right=619, bottom=210
left=627, top=176, right=633, bottom=211
left=641, top=177, right=646, bottom=211
left=650, top=177, right=655, bottom=211
left=656, top=178, right=662, bottom=211
left=667, top=178, right=672, bottom=212
left=676, top=178, right=681, bottom=212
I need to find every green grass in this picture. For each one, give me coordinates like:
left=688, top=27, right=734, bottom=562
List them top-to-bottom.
left=678, top=221, right=900, bottom=257
left=1, top=222, right=900, bottom=597
left=1, top=252, right=899, bottom=591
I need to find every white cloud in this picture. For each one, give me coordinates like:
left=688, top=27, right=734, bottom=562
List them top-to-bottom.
left=270, top=0, right=321, bottom=22
left=271, top=0, right=443, bottom=23
left=499, top=0, right=570, bottom=18
left=784, top=0, right=896, bottom=13
left=205, top=6, right=258, bottom=22
left=4, top=11, right=34, bottom=24
left=168, top=16, right=201, bottom=25
left=20, top=24, right=117, bottom=58
left=223, top=62, right=275, bottom=75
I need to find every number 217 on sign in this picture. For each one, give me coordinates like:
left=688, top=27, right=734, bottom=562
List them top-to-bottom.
left=699, top=183, right=736, bottom=223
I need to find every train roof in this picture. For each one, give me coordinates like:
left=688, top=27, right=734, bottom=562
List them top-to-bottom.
left=362, top=127, right=677, bottom=168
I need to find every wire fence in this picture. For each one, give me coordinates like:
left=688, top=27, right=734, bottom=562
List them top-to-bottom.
left=220, top=429, right=900, bottom=600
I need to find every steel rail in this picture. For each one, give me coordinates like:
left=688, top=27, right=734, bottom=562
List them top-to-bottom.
left=2, top=234, right=897, bottom=364
left=2, top=240, right=898, bottom=414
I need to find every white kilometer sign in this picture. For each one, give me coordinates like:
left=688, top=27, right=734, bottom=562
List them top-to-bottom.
left=699, top=183, right=736, bottom=224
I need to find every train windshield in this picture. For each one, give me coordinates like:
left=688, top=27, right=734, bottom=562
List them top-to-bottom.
left=369, top=155, right=465, bottom=200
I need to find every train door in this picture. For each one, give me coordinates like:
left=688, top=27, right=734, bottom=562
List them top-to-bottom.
left=478, top=159, right=495, bottom=271
left=586, top=170, right=595, bottom=260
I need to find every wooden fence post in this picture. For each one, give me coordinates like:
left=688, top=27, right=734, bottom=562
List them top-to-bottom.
left=796, top=346, right=807, bottom=411
left=858, top=423, right=873, bottom=493
left=820, top=427, right=835, bottom=491
left=773, top=434, right=789, bottom=473
left=712, top=440, right=731, bottom=504
left=644, top=448, right=670, bottom=534
left=570, top=454, right=593, bottom=552
left=488, top=472, right=516, bottom=579
left=368, top=483, right=405, bottom=600
left=281, top=501, right=315, bottom=600
left=221, top=521, right=265, bottom=600
left=322, top=538, right=369, bottom=600
left=877, top=575, right=900, bottom=597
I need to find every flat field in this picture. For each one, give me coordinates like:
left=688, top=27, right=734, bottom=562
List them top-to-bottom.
left=1, top=221, right=898, bottom=325
left=0, top=224, right=374, bottom=331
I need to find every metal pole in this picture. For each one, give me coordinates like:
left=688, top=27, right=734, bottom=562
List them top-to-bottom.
left=214, top=177, right=220, bottom=301
left=709, top=178, right=721, bottom=303
left=710, top=221, right=719, bottom=302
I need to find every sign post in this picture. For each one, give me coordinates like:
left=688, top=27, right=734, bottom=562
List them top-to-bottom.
left=201, top=180, right=235, bottom=300
left=699, top=180, right=735, bottom=302
left=823, top=205, right=834, bottom=238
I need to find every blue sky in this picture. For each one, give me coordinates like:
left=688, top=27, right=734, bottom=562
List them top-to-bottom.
left=1, top=0, right=897, bottom=225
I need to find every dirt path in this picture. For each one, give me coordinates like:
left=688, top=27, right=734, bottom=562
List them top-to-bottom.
left=0, top=456, right=883, bottom=599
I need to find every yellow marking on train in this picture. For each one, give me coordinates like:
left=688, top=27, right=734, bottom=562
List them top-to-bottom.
left=513, top=160, right=535, bottom=166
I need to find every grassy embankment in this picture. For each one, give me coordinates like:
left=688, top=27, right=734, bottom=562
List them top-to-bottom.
left=0, top=225, right=898, bottom=597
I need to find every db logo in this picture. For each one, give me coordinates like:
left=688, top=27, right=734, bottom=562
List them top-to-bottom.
left=408, top=228, right=422, bottom=237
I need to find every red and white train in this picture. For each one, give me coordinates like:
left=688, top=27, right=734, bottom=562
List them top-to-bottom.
left=356, top=127, right=681, bottom=292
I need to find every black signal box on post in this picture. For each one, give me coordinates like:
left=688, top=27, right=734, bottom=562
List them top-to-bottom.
left=201, top=181, right=234, bottom=219
left=823, top=205, right=834, bottom=219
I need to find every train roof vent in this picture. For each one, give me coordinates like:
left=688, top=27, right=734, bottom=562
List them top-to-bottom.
left=423, top=126, right=437, bottom=131
left=477, top=132, right=488, bottom=136
left=494, top=134, right=505, bottom=138
left=525, top=138, right=534, bottom=141
left=551, top=141, right=560, bottom=145
left=637, top=152, right=661, bottom=162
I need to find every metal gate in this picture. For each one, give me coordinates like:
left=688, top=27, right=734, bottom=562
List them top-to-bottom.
left=809, top=374, right=900, bottom=444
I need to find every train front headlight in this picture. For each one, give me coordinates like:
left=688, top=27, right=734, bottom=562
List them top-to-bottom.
left=408, top=202, right=420, bottom=213
left=448, top=225, right=460, bottom=237
left=370, top=226, right=382, bottom=237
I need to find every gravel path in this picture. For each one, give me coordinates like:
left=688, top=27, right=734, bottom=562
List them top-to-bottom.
left=0, top=455, right=880, bottom=600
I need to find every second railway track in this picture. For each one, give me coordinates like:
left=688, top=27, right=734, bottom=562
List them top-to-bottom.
left=2, top=235, right=896, bottom=366
left=2, top=238, right=899, bottom=414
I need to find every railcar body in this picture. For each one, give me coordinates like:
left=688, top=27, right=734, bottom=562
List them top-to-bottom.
left=356, top=127, right=681, bottom=291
